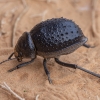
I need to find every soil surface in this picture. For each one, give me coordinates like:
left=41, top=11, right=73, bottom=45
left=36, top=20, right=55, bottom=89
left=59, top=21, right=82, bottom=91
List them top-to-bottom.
left=0, top=0, right=100, bottom=100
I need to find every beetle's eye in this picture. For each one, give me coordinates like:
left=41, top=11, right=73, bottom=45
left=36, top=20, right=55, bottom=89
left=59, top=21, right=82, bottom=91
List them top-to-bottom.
left=17, top=57, right=22, bottom=62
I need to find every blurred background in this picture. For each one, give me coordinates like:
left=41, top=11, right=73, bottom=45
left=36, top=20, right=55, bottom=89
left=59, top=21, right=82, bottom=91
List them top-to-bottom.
left=0, top=0, right=100, bottom=48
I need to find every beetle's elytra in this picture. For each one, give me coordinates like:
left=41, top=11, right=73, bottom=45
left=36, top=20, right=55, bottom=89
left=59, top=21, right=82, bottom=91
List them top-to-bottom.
left=0, top=17, right=100, bottom=83
left=30, top=17, right=87, bottom=58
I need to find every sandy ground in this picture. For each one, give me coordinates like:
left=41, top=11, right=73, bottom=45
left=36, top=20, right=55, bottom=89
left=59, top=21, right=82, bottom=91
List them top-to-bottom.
left=0, top=0, right=100, bottom=100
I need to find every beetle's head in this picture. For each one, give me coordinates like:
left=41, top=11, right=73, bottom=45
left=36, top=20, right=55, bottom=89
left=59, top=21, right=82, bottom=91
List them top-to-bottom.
left=14, top=32, right=36, bottom=62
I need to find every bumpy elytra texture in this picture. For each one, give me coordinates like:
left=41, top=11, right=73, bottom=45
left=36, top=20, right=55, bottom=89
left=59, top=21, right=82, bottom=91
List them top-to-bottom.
left=30, top=17, right=85, bottom=53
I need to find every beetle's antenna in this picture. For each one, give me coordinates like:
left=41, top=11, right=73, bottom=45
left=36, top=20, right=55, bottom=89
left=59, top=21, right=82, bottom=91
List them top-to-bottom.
left=8, top=53, right=14, bottom=59
left=0, top=58, right=16, bottom=64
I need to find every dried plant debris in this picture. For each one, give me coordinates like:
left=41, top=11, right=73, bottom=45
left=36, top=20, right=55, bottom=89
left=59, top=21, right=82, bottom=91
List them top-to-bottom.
left=12, top=0, right=29, bottom=47
left=36, top=0, right=59, bottom=3
left=91, top=0, right=99, bottom=37
left=76, top=6, right=90, bottom=12
left=30, top=10, right=48, bottom=21
left=0, top=11, right=15, bottom=36
left=0, top=18, right=7, bottom=36
left=0, top=82, right=25, bottom=100
left=35, top=95, right=40, bottom=100
left=97, top=95, right=100, bottom=100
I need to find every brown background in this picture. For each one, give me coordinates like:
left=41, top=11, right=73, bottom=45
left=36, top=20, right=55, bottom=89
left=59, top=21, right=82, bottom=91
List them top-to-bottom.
left=0, top=0, right=100, bottom=100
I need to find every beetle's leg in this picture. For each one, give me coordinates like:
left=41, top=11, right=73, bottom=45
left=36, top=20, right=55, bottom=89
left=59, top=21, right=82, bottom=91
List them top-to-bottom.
left=83, top=44, right=95, bottom=48
left=8, top=52, right=14, bottom=59
left=8, top=58, right=35, bottom=72
left=55, top=58, right=100, bottom=78
left=55, top=58, right=76, bottom=69
left=43, top=59, right=52, bottom=84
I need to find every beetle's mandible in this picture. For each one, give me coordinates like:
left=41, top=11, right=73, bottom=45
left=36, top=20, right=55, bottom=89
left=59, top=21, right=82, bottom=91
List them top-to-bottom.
left=0, top=17, right=100, bottom=83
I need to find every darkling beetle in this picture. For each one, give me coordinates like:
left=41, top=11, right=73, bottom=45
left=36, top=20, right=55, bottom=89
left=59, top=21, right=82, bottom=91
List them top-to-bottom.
left=0, top=17, right=100, bottom=83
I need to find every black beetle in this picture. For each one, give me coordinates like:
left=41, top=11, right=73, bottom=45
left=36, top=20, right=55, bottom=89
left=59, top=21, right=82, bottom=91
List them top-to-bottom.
left=0, top=17, right=100, bottom=83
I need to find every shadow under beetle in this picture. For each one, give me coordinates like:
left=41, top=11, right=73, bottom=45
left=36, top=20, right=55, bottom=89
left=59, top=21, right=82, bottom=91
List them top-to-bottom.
left=0, top=17, right=100, bottom=83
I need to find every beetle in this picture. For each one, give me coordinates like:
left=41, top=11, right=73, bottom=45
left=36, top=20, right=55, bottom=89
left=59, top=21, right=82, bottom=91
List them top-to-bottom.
left=0, top=17, right=100, bottom=83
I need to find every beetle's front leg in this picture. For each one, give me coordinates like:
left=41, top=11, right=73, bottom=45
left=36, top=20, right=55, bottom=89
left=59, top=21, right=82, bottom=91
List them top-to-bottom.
left=8, top=58, right=35, bottom=72
left=43, top=59, right=52, bottom=84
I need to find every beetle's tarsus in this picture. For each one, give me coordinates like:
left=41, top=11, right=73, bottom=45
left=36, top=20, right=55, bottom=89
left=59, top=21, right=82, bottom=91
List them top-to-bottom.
left=83, top=44, right=95, bottom=48
left=8, top=58, right=35, bottom=72
left=43, top=59, right=52, bottom=84
left=8, top=64, right=23, bottom=72
left=76, top=65, right=100, bottom=78
left=8, top=67, right=17, bottom=72
left=48, top=74, right=52, bottom=84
